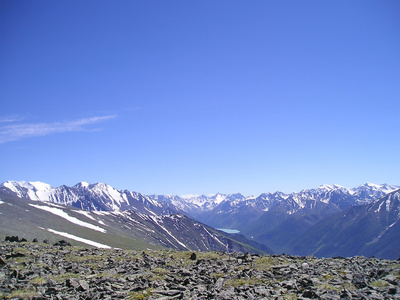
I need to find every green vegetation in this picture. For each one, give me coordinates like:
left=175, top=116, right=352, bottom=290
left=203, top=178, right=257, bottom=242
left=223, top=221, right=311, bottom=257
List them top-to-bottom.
left=65, top=253, right=108, bottom=262
left=253, top=255, right=287, bottom=271
left=151, top=267, right=170, bottom=279
left=211, top=272, right=225, bottom=278
left=322, top=274, right=336, bottom=281
left=29, top=276, right=47, bottom=285
left=370, top=279, right=390, bottom=288
left=315, top=281, right=356, bottom=293
left=340, top=282, right=356, bottom=291
left=4, top=288, right=38, bottom=299
left=128, top=289, right=153, bottom=300
left=281, top=294, right=298, bottom=300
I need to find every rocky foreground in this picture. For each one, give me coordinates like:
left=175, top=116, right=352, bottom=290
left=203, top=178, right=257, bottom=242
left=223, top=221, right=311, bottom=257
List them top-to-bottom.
left=1, top=242, right=400, bottom=299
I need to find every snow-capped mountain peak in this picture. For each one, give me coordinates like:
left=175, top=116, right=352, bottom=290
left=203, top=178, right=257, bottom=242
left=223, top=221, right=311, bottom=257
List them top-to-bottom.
left=1, top=180, right=53, bottom=200
left=1, top=180, right=398, bottom=219
left=2, top=180, right=52, bottom=191
left=74, top=181, right=90, bottom=189
left=364, top=182, right=383, bottom=188
left=316, top=184, right=345, bottom=191
left=213, top=193, right=226, bottom=204
left=180, top=194, right=199, bottom=200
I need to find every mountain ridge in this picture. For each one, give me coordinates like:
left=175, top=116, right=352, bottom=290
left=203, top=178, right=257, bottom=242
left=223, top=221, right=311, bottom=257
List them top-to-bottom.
left=2, top=180, right=399, bottom=258
left=3, top=180, right=395, bottom=216
left=3, top=180, right=398, bottom=203
left=288, top=189, right=400, bottom=259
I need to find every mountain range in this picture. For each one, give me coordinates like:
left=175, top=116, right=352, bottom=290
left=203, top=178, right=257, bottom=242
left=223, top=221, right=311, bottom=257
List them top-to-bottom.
left=1, top=181, right=399, bottom=258
left=0, top=187, right=269, bottom=254
left=289, top=190, right=400, bottom=259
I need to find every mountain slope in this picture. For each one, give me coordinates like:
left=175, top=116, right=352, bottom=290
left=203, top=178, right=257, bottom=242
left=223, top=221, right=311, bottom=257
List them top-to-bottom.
left=288, top=189, right=400, bottom=259
left=0, top=190, right=270, bottom=253
left=244, top=200, right=339, bottom=253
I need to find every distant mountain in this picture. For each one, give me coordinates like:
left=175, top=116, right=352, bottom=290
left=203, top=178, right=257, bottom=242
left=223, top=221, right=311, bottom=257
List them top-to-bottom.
left=2, top=181, right=396, bottom=218
left=153, top=183, right=398, bottom=226
left=158, top=183, right=398, bottom=254
left=234, top=184, right=399, bottom=254
left=0, top=189, right=270, bottom=254
left=288, top=190, right=400, bottom=259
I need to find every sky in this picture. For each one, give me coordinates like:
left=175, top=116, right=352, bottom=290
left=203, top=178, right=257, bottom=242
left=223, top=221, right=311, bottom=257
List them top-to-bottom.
left=1, top=1, right=400, bottom=196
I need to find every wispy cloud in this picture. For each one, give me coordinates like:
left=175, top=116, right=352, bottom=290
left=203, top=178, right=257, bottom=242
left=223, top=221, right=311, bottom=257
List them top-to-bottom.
left=0, top=115, right=116, bottom=144
left=0, top=115, right=24, bottom=123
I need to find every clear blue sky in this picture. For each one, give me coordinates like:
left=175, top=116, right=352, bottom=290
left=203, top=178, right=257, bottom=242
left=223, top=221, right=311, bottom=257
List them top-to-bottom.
left=1, top=1, right=399, bottom=196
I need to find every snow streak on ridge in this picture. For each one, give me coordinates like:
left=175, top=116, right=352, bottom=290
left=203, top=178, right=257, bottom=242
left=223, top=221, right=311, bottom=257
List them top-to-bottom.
left=29, top=204, right=106, bottom=233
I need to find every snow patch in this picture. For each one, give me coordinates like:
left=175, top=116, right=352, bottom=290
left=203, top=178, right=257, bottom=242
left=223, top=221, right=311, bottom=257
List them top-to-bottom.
left=180, top=194, right=199, bottom=199
left=386, top=198, right=392, bottom=212
left=375, top=201, right=384, bottom=213
left=47, top=203, right=67, bottom=209
left=29, top=204, right=106, bottom=233
left=73, top=210, right=96, bottom=221
left=92, top=211, right=111, bottom=216
left=41, top=227, right=111, bottom=249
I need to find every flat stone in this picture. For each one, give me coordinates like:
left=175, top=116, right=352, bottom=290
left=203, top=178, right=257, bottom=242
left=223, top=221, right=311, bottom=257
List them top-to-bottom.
left=383, top=274, right=398, bottom=285
left=215, top=277, right=224, bottom=291
left=66, top=278, right=80, bottom=289
left=79, top=279, right=89, bottom=291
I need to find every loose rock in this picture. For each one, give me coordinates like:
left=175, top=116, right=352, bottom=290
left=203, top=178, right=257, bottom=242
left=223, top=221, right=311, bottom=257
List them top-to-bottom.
left=0, top=242, right=399, bottom=299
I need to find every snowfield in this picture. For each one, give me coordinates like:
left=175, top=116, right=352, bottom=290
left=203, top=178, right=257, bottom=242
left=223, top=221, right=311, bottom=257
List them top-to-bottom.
left=29, top=204, right=107, bottom=233
left=41, top=228, right=112, bottom=249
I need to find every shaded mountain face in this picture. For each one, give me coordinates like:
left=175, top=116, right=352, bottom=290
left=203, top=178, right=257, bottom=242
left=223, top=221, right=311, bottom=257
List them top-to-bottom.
left=157, top=184, right=398, bottom=255
left=0, top=190, right=270, bottom=254
left=288, top=190, right=400, bottom=259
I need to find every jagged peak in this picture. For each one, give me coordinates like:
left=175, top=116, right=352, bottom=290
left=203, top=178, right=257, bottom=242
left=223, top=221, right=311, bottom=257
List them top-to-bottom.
left=74, top=182, right=91, bottom=189
left=92, top=182, right=110, bottom=188
left=360, top=182, right=383, bottom=189
left=322, top=184, right=345, bottom=190
left=229, top=192, right=245, bottom=197
left=180, top=194, right=200, bottom=200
